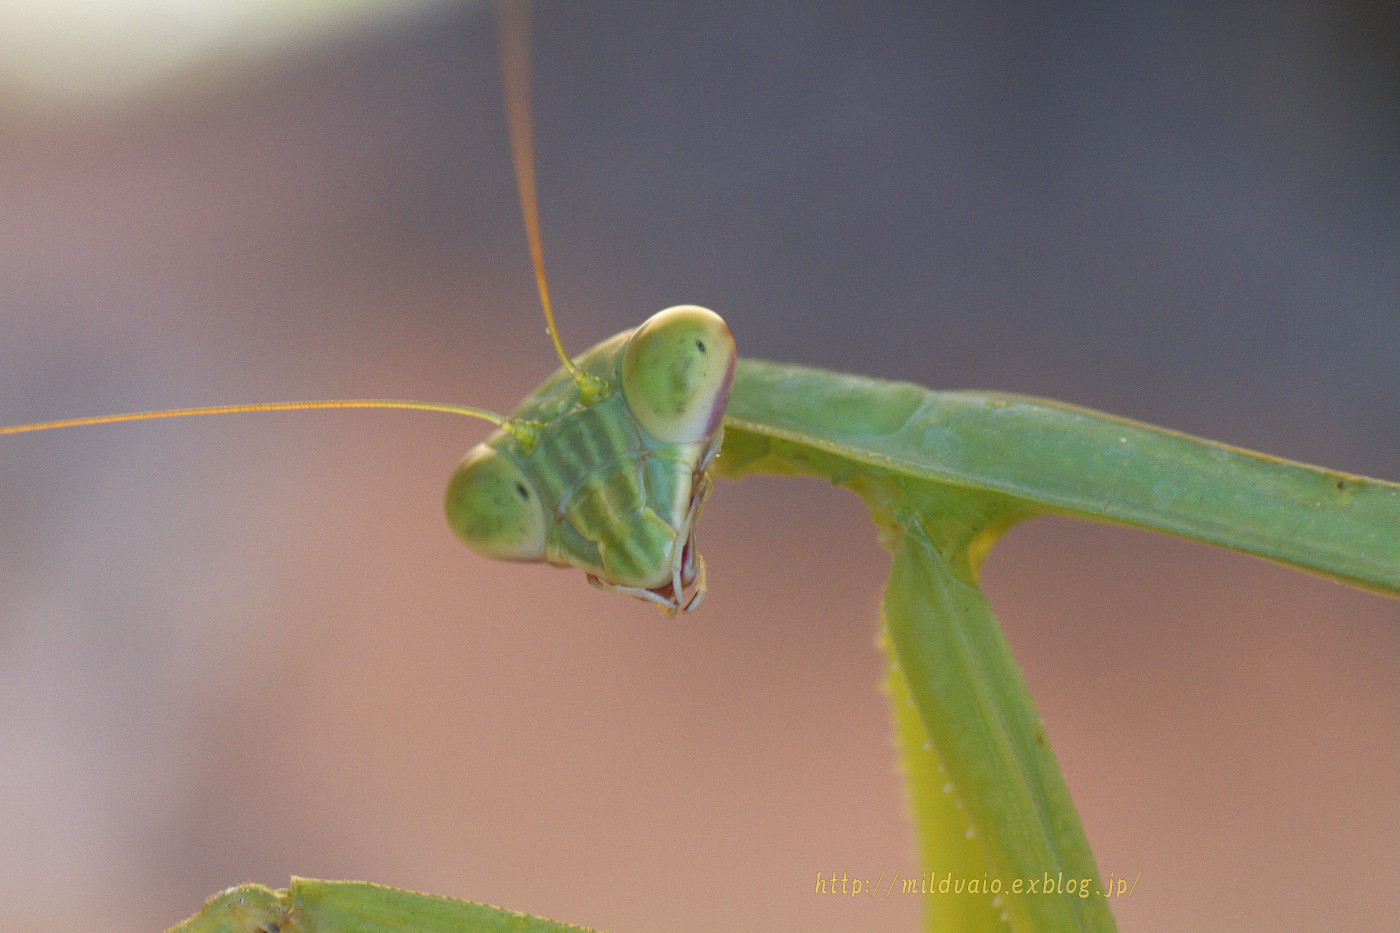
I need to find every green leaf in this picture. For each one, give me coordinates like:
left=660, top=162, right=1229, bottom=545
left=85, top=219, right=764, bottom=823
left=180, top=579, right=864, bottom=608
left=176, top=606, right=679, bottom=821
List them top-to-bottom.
left=166, top=878, right=605, bottom=933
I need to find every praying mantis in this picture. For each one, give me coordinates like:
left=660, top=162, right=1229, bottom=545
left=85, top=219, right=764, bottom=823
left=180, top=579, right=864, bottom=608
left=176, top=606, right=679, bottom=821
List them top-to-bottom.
left=2, top=1, right=1400, bottom=930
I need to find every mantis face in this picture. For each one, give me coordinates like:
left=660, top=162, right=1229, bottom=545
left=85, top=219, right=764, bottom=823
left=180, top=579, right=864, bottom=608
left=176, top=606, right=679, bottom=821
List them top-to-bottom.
left=443, top=305, right=736, bottom=614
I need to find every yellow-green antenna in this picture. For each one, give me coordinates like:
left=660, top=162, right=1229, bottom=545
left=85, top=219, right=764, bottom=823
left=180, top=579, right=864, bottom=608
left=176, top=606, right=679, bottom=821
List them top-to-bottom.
left=495, top=0, right=610, bottom=403
left=1, top=5, right=591, bottom=447
left=0, top=399, right=539, bottom=447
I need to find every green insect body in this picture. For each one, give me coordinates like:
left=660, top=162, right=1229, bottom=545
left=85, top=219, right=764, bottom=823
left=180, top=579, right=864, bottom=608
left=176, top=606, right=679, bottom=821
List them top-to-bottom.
left=5, top=3, right=1392, bottom=929
left=444, top=304, right=736, bottom=613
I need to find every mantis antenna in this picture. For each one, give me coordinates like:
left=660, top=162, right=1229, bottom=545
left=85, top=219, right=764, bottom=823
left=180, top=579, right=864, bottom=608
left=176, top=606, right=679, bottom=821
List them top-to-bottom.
left=495, top=0, right=611, bottom=403
left=0, top=3, right=595, bottom=447
left=0, top=400, right=529, bottom=441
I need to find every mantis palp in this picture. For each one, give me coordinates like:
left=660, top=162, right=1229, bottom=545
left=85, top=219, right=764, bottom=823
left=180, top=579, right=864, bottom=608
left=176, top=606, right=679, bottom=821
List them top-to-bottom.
left=0, top=1, right=1394, bottom=930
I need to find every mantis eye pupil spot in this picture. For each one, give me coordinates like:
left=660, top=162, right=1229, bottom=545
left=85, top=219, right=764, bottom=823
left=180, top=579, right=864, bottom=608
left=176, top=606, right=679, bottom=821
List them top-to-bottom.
left=695, top=339, right=706, bottom=353
left=516, top=482, right=529, bottom=499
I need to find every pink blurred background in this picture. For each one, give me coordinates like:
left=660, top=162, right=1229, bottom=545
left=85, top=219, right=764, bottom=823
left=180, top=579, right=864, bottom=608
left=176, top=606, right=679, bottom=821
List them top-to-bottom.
left=1, top=2, right=1395, bottom=931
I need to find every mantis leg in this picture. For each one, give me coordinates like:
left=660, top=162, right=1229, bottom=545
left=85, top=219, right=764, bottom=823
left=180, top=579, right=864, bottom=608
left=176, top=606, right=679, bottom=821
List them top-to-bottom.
left=883, top=518, right=1116, bottom=933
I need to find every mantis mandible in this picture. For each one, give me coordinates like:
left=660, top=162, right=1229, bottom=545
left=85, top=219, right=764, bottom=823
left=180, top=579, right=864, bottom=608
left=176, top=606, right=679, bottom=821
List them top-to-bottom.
left=0, top=1, right=1394, bottom=930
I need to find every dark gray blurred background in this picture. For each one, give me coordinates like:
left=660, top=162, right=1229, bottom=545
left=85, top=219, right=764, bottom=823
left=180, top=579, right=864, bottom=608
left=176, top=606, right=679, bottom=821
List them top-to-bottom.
left=1, top=2, right=1395, bottom=931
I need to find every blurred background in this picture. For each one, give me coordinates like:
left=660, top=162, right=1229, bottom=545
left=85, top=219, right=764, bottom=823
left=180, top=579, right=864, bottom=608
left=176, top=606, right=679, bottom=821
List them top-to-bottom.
left=0, top=1, right=1395, bottom=931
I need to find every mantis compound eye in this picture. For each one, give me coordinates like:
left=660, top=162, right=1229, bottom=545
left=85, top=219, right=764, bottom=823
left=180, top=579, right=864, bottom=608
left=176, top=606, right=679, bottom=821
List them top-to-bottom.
left=620, top=305, right=736, bottom=445
left=444, top=444, right=548, bottom=562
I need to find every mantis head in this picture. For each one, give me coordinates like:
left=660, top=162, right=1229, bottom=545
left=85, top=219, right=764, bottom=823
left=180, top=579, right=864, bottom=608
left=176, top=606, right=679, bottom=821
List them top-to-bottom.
left=443, top=11, right=741, bottom=614
left=443, top=305, right=736, bottom=614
